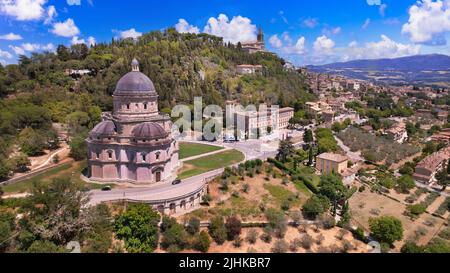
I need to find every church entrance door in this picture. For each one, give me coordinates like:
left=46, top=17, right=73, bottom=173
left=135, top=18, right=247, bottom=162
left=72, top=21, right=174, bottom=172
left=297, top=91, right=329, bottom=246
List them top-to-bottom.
left=156, top=172, right=161, bottom=182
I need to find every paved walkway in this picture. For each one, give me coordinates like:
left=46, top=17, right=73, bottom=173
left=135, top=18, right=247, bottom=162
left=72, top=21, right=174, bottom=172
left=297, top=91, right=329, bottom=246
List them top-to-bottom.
left=180, top=147, right=231, bottom=162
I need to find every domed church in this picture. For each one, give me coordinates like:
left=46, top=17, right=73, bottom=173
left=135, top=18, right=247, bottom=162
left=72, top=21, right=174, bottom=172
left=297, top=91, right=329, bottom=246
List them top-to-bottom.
left=86, top=59, right=180, bottom=184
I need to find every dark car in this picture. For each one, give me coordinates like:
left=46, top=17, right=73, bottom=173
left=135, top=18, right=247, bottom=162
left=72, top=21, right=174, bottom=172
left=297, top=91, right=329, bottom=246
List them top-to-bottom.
left=172, top=179, right=182, bottom=185
left=101, top=186, right=112, bottom=191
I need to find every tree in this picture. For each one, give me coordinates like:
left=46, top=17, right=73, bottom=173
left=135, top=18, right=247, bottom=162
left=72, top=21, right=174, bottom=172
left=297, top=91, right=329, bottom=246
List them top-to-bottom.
left=18, top=128, right=46, bottom=156
left=303, top=129, right=313, bottom=143
left=69, top=135, right=87, bottom=161
left=277, top=139, right=295, bottom=162
left=308, top=146, right=314, bottom=166
left=7, top=153, right=30, bottom=173
left=436, top=168, right=449, bottom=191
left=319, top=174, right=348, bottom=213
left=396, top=175, right=415, bottom=194
left=21, top=178, right=90, bottom=246
left=302, top=195, right=330, bottom=220
left=83, top=204, right=114, bottom=253
left=115, top=204, right=160, bottom=253
left=265, top=208, right=287, bottom=238
left=0, top=211, right=15, bottom=252
left=209, top=216, right=227, bottom=245
left=369, top=216, right=404, bottom=245
left=186, top=217, right=200, bottom=235
left=225, top=217, right=242, bottom=241
left=161, top=221, right=189, bottom=251
left=246, top=229, right=258, bottom=244
left=192, top=231, right=211, bottom=253
left=271, top=239, right=288, bottom=253
left=26, top=240, right=67, bottom=253
left=401, top=241, right=425, bottom=253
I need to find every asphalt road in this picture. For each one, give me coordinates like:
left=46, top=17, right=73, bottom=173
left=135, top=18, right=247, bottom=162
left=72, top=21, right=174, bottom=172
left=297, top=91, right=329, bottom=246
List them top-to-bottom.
left=88, top=139, right=279, bottom=206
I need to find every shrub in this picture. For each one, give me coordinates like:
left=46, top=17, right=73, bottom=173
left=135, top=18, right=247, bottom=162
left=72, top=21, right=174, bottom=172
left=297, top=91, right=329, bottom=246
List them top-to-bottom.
left=302, top=195, right=330, bottom=219
left=407, top=204, right=427, bottom=217
left=319, top=215, right=336, bottom=230
left=209, top=216, right=227, bottom=245
left=369, top=216, right=404, bottom=245
left=186, top=217, right=200, bottom=235
left=225, top=217, right=242, bottom=241
left=161, top=222, right=190, bottom=251
left=246, top=229, right=258, bottom=244
left=192, top=231, right=211, bottom=253
left=260, top=232, right=272, bottom=243
left=300, top=234, right=314, bottom=249
left=233, top=237, right=243, bottom=248
left=271, top=239, right=288, bottom=253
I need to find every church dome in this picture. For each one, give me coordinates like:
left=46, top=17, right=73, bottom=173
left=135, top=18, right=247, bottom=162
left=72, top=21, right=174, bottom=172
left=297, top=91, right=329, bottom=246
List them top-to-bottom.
left=114, top=59, right=156, bottom=95
left=90, top=120, right=116, bottom=137
left=132, top=122, right=168, bottom=139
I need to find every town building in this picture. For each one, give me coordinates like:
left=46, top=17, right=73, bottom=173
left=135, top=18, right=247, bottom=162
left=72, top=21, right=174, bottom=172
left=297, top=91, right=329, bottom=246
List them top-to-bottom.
left=241, top=26, right=265, bottom=54
left=86, top=59, right=180, bottom=184
left=236, top=64, right=263, bottom=75
left=385, top=121, right=408, bottom=143
left=431, top=128, right=450, bottom=143
left=413, top=146, right=450, bottom=184
left=316, top=153, right=349, bottom=175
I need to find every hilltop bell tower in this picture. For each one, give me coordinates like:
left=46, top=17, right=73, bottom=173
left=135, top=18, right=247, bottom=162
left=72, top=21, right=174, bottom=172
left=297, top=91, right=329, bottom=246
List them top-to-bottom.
left=257, top=26, right=264, bottom=43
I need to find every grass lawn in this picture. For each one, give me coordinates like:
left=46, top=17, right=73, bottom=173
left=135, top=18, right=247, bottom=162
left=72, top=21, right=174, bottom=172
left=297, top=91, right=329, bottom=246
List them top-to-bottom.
left=179, top=142, right=224, bottom=159
left=178, top=149, right=245, bottom=179
left=3, top=161, right=114, bottom=194
left=264, top=184, right=301, bottom=207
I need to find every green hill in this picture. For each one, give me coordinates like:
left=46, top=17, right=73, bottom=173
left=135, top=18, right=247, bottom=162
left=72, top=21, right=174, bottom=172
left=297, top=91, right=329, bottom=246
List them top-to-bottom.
left=0, top=29, right=314, bottom=180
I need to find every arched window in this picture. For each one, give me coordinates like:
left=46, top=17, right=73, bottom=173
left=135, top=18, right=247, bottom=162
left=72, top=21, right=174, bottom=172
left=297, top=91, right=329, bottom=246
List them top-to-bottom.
left=144, top=103, right=148, bottom=110
left=126, top=104, right=130, bottom=110
left=95, top=152, right=100, bottom=159
left=156, top=152, right=160, bottom=161
left=142, top=153, right=147, bottom=162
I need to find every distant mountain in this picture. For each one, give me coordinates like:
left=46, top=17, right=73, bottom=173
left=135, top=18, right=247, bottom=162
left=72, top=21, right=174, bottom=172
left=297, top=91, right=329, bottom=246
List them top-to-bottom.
left=308, top=54, right=450, bottom=87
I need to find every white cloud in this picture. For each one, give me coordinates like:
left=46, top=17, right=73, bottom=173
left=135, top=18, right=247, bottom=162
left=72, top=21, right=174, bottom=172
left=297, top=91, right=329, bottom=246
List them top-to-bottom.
left=0, top=0, right=47, bottom=21
left=67, top=0, right=80, bottom=5
left=367, top=0, right=381, bottom=5
left=402, top=0, right=450, bottom=44
left=379, top=4, right=388, bottom=17
left=44, top=5, right=56, bottom=25
left=203, top=14, right=257, bottom=44
left=51, top=18, right=80, bottom=37
left=303, top=18, right=319, bottom=28
left=362, top=18, right=371, bottom=29
left=175, top=19, right=200, bottom=34
left=323, top=26, right=341, bottom=35
left=118, top=28, right=142, bottom=39
left=0, top=32, right=22, bottom=40
left=269, top=32, right=306, bottom=56
left=269, top=34, right=283, bottom=48
left=71, top=35, right=96, bottom=47
left=313, top=35, right=335, bottom=53
left=343, top=35, right=421, bottom=60
left=87, top=36, right=96, bottom=46
left=284, top=37, right=306, bottom=55
left=10, top=42, right=54, bottom=55
left=9, top=45, right=25, bottom=55
left=0, top=49, right=13, bottom=59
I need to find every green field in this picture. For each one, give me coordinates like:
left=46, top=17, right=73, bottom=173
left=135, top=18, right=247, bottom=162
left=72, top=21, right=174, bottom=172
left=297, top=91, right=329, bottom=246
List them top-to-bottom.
left=179, top=142, right=224, bottom=159
left=178, top=149, right=245, bottom=179
left=2, top=161, right=114, bottom=194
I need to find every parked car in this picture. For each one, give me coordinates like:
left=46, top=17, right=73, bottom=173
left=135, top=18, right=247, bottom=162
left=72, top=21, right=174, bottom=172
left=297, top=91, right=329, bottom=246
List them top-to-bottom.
left=172, top=179, right=182, bottom=185
left=101, top=186, right=112, bottom=191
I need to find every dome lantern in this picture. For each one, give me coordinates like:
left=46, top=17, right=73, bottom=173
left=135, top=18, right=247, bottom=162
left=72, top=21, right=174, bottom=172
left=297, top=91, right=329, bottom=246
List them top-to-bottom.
left=131, top=58, right=139, bottom=72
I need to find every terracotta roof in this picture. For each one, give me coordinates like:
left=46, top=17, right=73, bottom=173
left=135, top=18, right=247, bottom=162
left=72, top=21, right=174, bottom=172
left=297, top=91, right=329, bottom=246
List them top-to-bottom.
left=90, top=120, right=116, bottom=137
left=132, top=122, right=167, bottom=139
left=317, top=153, right=348, bottom=163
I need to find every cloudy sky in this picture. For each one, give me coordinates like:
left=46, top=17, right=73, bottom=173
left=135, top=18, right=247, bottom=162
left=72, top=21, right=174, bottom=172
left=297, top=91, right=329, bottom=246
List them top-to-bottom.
left=1, top=0, right=450, bottom=66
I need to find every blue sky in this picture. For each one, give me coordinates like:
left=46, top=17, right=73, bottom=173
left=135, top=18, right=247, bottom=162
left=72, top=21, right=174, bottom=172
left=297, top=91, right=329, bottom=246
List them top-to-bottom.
left=1, top=0, right=450, bottom=66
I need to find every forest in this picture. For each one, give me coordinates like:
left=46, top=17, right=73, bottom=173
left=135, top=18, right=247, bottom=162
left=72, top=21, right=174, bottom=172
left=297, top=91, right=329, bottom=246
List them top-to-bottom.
left=0, top=28, right=315, bottom=180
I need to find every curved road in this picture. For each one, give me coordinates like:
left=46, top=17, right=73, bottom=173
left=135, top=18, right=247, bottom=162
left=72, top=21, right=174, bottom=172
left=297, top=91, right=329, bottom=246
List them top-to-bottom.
left=88, top=139, right=279, bottom=206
